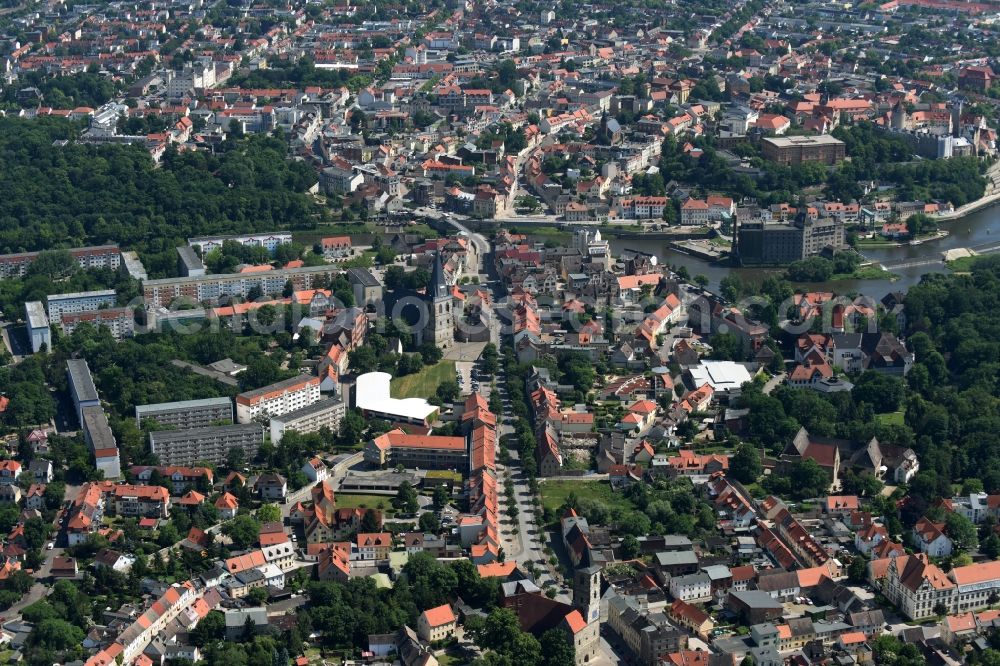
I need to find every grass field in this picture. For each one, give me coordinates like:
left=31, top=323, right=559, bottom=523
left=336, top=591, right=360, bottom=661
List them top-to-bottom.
left=947, top=255, right=982, bottom=272
left=828, top=266, right=900, bottom=281
left=391, top=360, right=456, bottom=399
left=875, top=410, right=905, bottom=426
left=539, top=479, right=635, bottom=513
left=335, top=494, right=393, bottom=511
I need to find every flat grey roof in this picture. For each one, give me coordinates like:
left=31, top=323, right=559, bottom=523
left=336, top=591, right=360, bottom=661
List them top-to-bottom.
left=762, top=134, right=844, bottom=147
left=0, top=244, right=118, bottom=261
left=176, top=246, right=204, bottom=269
left=143, top=264, right=336, bottom=287
left=47, top=288, right=117, bottom=302
left=25, top=301, right=48, bottom=329
left=67, top=359, right=99, bottom=403
left=170, top=360, right=240, bottom=387
left=272, top=396, right=345, bottom=424
left=135, top=397, right=232, bottom=417
left=81, top=405, right=116, bottom=449
left=149, top=423, right=264, bottom=443
left=655, top=550, right=699, bottom=567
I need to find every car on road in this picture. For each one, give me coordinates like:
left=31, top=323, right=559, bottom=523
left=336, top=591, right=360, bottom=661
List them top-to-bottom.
left=46, top=542, right=54, bottom=550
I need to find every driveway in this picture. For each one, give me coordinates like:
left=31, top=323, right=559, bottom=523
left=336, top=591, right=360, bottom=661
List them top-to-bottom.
left=762, top=372, right=786, bottom=394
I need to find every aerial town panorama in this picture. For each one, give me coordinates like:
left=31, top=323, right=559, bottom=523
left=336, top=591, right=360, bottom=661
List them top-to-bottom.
left=1, top=0, right=1000, bottom=664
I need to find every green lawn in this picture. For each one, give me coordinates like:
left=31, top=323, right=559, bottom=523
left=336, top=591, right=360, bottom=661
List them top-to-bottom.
left=947, top=255, right=982, bottom=272
left=391, top=360, right=456, bottom=399
left=875, top=410, right=905, bottom=426
left=540, top=480, right=634, bottom=513
left=336, top=493, right=392, bottom=511
left=437, top=650, right=469, bottom=666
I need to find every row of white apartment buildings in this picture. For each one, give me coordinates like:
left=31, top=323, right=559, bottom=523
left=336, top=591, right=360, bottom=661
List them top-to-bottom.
left=186, top=231, right=293, bottom=255
left=142, top=264, right=341, bottom=308
left=235, top=374, right=321, bottom=423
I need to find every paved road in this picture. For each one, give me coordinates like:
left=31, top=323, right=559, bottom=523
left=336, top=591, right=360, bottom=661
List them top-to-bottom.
left=492, top=359, right=570, bottom=603
left=762, top=372, right=786, bottom=394
left=6, top=482, right=80, bottom=623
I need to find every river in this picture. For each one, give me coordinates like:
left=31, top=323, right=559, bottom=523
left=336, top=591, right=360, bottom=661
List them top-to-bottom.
left=606, top=203, right=1000, bottom=297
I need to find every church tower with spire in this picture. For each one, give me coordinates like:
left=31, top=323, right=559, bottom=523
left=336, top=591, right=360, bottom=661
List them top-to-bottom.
left=426, top=252, right=454, bottom=349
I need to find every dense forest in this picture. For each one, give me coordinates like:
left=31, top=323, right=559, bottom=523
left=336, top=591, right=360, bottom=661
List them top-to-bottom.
left=228, top=57, right=373, bottom=92
left=1, top=69, right=118, bottom=109
left=0, top=117, right=324, bottom=277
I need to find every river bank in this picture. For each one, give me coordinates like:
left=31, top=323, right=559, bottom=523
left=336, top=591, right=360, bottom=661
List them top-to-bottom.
left=935, top=192, right=1000, bottom=222
left=855, top=230, right=949, bottom=249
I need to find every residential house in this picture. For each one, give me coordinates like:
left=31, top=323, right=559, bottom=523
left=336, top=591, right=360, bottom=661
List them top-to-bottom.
left=417, top=604, right=457, bottom=642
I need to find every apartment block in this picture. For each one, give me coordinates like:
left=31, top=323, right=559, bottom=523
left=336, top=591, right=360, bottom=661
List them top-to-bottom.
left=761, top=135, right=846, bottom=166
left=737, top=215, right=846, bottom=265
left=187, top=232, right=292, bottom=255
left=0, top=244, right=121, bottom=279
left=142, top=265, right=341, bottom=308
left=47, top=289, right=117, bottom=324
left=25, top=300, right=50, bottom=353
left=59, top=307, right=135, bottom=340
left=67, top=358, right=101, bottom=424
left=235, top=374, right=321, bottom=424
left=269, top=396, right=346, bottom=444
left=135, top=397, right=233, bottom=429
left=81, top=405, right=121, bottom=479
left=149, top=423, right=265, bottom=466
left=365, top=429, right=468, bottom=470
left=130, top=465, right=214, bottom=493
left=112, top=484, right=171, bottom=518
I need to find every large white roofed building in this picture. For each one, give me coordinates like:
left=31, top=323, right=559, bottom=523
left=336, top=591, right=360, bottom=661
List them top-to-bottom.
left=685, top=361, right=754, bottom=394
left=354, top=372, right=439, bottom=426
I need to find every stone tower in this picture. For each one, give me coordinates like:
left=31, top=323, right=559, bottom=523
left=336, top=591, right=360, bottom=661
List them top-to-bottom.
left=426, top=252, right=453, bottom=349
left=573, top=565, right=602, bottom=623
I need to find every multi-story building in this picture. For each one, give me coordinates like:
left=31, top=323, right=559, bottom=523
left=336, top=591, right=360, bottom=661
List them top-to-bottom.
left=166, top=62, right=217, bottom=99
left=761, top=135, right=846, bottom=166
left=616, top=197, right=669, bottom=220
left=737, top=215, right=846, bottom=265
left=187, top=232, right=292, bottom=255
left=0, top=244, right=121, bottom=279
left=177, top=246, right=206, bottom=277
left=120, top=251, right=147, bottom=281
left=142, top=265, right=340, bottom=308
left=347, top=267, right=384, bottom=306
left=47, top=289, right=117, bottom=324
left=25, top=301, right=50, bottom=353
left=59, top=307, right=135, bottom=339
left=235, top=374, right=321, bottom=423
left=135, top=397, right=233, bottom=429
left=269, top=397, right=345, bottom=444
left=81, top=406, right=121, bottom=479
left=149, top=423, right=265, bottom=466
left=365, top=429, right=468, bottom=470
left=0, top=461, right=21, bottom=485
left=130, top=466, right=214, bottom=494
left=67, top=483, right=107, bottom=546
left=112, top=484, right=171, bottom=518
left=353, top=532, right=393, bottom=563
left=878, top=554, right=1000, bottom=619
left=668, top=572, right=713, bottom=602
left=114, top=582, right=199, bottom=664
left=608, top=596, right=686, bottom=666
left=418, top=605, right=457, bottom=642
